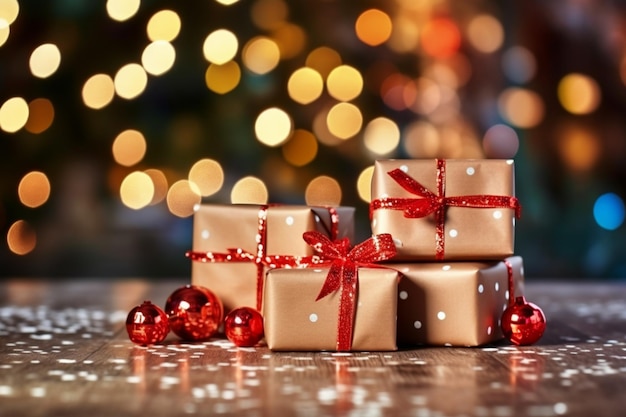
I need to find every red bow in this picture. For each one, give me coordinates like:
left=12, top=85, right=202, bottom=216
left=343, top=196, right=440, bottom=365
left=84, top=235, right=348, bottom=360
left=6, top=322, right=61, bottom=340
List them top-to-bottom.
left=370, top=160, right=521, bottom=260
left=303, top=231, right=396, bottom=351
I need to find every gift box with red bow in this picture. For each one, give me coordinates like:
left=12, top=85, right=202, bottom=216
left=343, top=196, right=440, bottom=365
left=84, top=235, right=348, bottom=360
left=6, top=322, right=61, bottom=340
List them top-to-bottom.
left=370, top=159, right=520, bottom=261
left=187, top=204, right=354, bottom=313
left=263, top=232, right=399, bottom=351
left=390, top=256, right=526, bottom=347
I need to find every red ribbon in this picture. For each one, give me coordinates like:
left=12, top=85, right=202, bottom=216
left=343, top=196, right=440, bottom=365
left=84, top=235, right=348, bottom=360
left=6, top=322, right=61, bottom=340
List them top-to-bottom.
left=370, top=159, right=521, bottom=260
left=187, top=206, right=339, bottom=311
left=303, top=231, right=397, bottom=351
left=504, top=259, right=515, bottom=306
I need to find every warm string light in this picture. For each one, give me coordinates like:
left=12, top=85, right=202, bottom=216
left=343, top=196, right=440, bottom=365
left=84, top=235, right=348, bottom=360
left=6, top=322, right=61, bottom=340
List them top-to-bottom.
left=2, top=0, right=622, bottom=259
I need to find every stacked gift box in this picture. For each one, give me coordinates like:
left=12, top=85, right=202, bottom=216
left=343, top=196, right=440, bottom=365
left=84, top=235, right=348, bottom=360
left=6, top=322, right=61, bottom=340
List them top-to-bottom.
left=187, top=158, right=534, bottom=351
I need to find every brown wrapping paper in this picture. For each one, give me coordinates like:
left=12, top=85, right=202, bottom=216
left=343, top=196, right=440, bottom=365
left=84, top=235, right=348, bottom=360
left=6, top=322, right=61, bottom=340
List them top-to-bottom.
left=371, top=159, right=517, bottom=260
left=191, top=204, right=355, bottom=313
left=390, top=256, right=525, bottom=347
left=263, top=267, right=399, bottom=351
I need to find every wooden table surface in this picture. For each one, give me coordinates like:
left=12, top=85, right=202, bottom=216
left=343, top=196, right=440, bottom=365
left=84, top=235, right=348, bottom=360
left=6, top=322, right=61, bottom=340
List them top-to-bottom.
left=1, top=279, right=625, bottom=417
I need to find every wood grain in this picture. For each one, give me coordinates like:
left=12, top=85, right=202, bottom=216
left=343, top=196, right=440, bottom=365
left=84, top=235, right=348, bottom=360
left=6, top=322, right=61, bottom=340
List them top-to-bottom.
left=1, top=279, right=625, bottom=416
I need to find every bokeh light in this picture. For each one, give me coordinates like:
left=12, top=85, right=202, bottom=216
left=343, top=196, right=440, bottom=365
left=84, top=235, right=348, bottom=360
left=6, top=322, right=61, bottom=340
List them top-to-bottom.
left=0, top=0, right=19, bottom=25
left=2, top=0, right=625, bottom=280
left=106, top=0, right=140, bottom=22
left=250, top=0, right=288, bottom=31
left=355, top=9, right=392, bottom=47
left=147, top=10, right=181, bottom=42
left=467, top=14, right=504, bottom=53
left=387, top=15, right=419, bottom=53
left=420, top=18, right=461, bottom=59
left=0, top=19, right=9, bottom=47
left=271, top=23, right=306, bottom=60
left=203, top=29, right=238, bottom=65
left=242, top=36, right=280, bottom=74
left=141, top=41, right=176, bottom=76
left=29, top=43, right=61, bottom=79
left=306, top=46, right=342, bottom=79
left=502, top=46, right=537, bottom=84
left=205, top=61, right=241, bottom=94
left=114, top=63, right=148, bottom=100
left=326, top=65, right=363, bottom=102
left=287, top=67, right=323, bottom=105
left=381, top=73, right=414, bottom=111
left=558, top=73, right=601, bottom=115
left=82, top=74, right=115, bottom=109
left=497, top=87, right=544, bottom=128
left=0, top=96, right=29, bottom=133
left=25, top=98, right=54, bottom=134
left=326, top=102, right=362, bottom=139
left=255, top=107, right=292, bottom=147
left=312, top=107, right=343, bottom=146
left=363, top=117, right=400, bottom=155
left=402, top=121, right=440, bottom=158
left=482, top=124, right=519, bottom=158
left=557, top=124, right=600, bottom=172
left=112, top=129, right=147, bottom=167
left=281, top=129, right=318, bottom=167
left=188, top=159, right=224, bottom=197
left=356, top=166, right=374, bottom=203
left=144, top=169, right=168, bottom=205
left=18, top=171, right=51, bottom=208
left=120, top=171, right=154, bottom=210
left=305, top=176, right=342, bottom=206
left=231, top=177, right=268, bottom=204
left=167, top=180, right=201, bottom=218
left=593, top=193, right=625, bottom=231
left=7, top=220, right=36, bottom=256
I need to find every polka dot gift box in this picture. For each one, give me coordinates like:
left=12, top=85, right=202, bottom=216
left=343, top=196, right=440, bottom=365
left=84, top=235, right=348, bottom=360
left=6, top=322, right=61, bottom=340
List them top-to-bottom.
left=370, top=159, right=520, bottom=261
left=187, top=204, right=354, bottom=313
left=390, top=256, right=525, bottom=347
left=263, top=267, right=399, bottom=351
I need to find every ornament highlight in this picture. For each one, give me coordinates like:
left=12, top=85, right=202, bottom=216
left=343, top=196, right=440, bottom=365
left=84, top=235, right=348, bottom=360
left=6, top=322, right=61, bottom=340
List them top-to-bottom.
left=165, top=285, right=223, bottom=341
left=501, top=296, right=546, bottom=345
left=126, top=300, right=170, bottom=345
left=224, top=307, right=265, bottom=347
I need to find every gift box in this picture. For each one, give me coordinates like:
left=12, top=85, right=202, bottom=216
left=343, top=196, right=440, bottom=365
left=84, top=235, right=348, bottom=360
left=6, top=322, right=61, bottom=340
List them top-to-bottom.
left=370, top=159, right=520, bottom=261
left=189, top=204, right=355, bottom=313
left=263, top=231, right=399, bottom=352
left=390, top=256, right=525, bottom=347
left=263, top=266, right=399, bottom=351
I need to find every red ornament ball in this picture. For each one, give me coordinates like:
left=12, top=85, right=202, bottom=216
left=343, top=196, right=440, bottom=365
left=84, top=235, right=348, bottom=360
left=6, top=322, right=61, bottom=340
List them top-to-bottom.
left=165, top=285, right=223, bottom=341
left=501, top=296, right=546, bottom=346
left=126, top=301, right=170, bottom=345
left=224, top=307, right=264, bottom=347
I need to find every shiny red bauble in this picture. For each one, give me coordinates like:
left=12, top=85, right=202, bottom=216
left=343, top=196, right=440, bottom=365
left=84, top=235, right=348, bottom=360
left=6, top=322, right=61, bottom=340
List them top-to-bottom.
left=165, top=285, right=223, bottom=341
left=501, top=296, right=546, bottom=346
left=126, top=301, right=170, bottom=345
left=224, top=307, right=264, bottom=347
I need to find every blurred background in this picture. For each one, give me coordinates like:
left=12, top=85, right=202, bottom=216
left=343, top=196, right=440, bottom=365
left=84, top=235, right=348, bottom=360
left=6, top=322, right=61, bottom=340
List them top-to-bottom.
left=1, top=0, right=626, bottom=280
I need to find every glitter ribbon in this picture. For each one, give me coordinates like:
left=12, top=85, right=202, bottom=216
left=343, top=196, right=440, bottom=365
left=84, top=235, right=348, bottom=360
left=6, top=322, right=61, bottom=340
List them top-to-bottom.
left=369, top=159, right=521, bottom=260
left=187, top=206, right=339, bottom=311
left=303, top=231, right=397, bottom=351
left=504, top=259, right=515, bottom=306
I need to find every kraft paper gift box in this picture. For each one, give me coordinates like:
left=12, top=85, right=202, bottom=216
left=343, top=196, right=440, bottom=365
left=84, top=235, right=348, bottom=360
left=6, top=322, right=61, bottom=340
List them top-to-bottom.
left=370, top=159, right=520, bottom=261
left=188, top=204, right=355, bottom=313
left=389, top=256, right=525, bottom=347
left=263, top=266, right=399, bottom=351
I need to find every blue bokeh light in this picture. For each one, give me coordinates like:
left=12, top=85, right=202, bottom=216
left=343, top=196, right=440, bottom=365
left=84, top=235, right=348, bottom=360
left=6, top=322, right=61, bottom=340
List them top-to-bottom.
left=593, top=193, right=625, bottom=230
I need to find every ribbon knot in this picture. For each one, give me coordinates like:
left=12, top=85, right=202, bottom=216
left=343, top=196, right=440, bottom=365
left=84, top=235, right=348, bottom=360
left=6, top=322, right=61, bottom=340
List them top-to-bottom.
left=370, top=160, right=521, bottom=260
left=303, top=231, right=396, bottom=351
